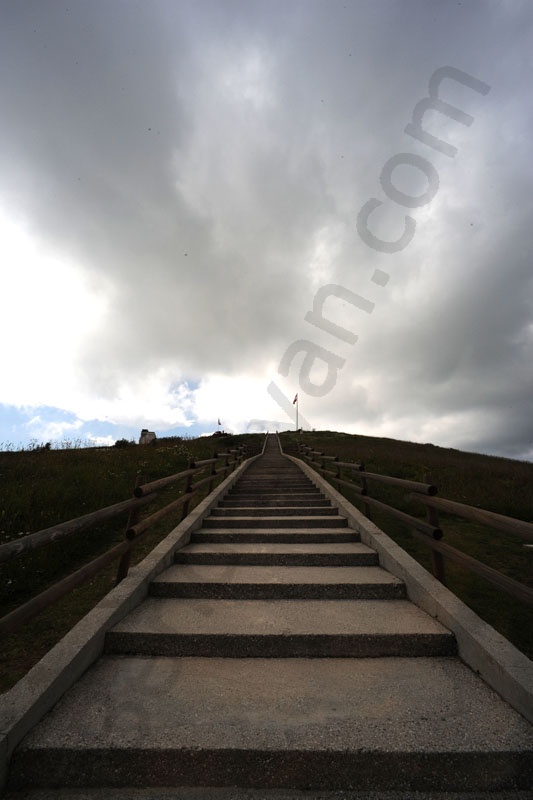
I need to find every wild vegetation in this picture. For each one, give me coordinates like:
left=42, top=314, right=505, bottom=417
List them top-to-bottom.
left=0, top=429, right=531, bottom=692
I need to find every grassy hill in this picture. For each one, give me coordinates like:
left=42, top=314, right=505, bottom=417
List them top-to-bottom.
left=1, top=430, right=531, bottom=691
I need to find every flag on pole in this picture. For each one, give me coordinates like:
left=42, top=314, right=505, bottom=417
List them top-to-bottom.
left=293, top=393, right=298, bottom=404
left=217, top=418, right=221, bottom=426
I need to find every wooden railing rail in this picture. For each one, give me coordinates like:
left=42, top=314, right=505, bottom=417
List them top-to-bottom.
left=294, top=441, right=532, bottom=606
left=0, top=444, right=249, bottom=639
left=298, top=444, right=364, bottom=473
left=133, top=468, right=196, bottom=497
left=360, top=471, right=437, bottom=496
left=126, top=493, right=195, bottom=541
left=0, top=494, right=156, bottom=563
left=356, top=494, right=442, bottom=539
left=410, top=494, right=533, bottom=541
left=408, top=529, right=533, bottom=605
left=0, top=542, right=131, bottom=638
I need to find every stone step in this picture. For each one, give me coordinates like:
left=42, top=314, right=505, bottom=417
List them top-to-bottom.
left=229, top=472, right=315, bottom=488
left=234, top=475, right=308, bottom=480
left=228, top=476, right=318, bottom=481
left=233, top=479, right=312, bottom=485
left=227, top=488, right=321, bottom=495
left=231, top=488, right=315, bottom=493
left=226, top=493, right=324, bottom=501
left=219, top=498, right=331, bottom=507
left=209, top=507, right=339, bottom=517
left=202, top=515, right=348, bottom=529
left=191, top=529, right=358, bottom=543
left=174, top=541, right=378, bottom=566
left=149, top=565, right=406, bottom=600
left=105, top=598, right=455, bottom=657
left=10, top=657, right=532, bottom=791
left=7, top=791, right=533, bottom=800
left=9, top=791, right=533, bottom=800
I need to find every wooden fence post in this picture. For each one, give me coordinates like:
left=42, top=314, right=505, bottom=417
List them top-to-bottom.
left=208, top=450, right=217, bottom=493
left=180, top=459, right=195, bottom=521
left=360, top=461, right=371, bottom=519
left=115, top=472, right=143, bottom=584
left=424, top=472, right=445, bottom=584
left=429, top=505, right=445, bottom=584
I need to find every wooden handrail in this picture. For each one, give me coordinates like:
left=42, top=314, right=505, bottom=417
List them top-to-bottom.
left=292, top=439, right=531, bottom=605
left=1, top=441, right=250, bottom=639
left=298, top=446, right=362, bottom=471
left=193, top=457, right=219, bottom=468
left=335, top=460, right=364, bottom=470
left=134, top=468, right=196, bottom=497
left=361, top=471, right=437, bottom=495
left=327, top=475, right=366, bottom=494
left=127, top=492, right=195, bottom=540
left=0, top=494, right=155, bottom=563
left=361, top=494, right=442, bottom=539
left=411, top=494, right=533, bottom=541
left=409, top=530, right=533, bottom=605
left=0, top=541, right=130, bottom=638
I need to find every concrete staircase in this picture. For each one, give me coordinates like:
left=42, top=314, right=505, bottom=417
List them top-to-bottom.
left=6, top=435, right=533, bottom=795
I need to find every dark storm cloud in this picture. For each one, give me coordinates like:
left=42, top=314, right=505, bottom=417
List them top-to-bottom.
left=1, top=0, right=532, bottom=457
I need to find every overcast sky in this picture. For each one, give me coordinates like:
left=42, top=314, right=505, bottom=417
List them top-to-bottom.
left=1, top=0, right=532, bottom=459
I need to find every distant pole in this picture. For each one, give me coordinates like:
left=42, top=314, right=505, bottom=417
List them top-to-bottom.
left=293, top=393, right=298, bottom=431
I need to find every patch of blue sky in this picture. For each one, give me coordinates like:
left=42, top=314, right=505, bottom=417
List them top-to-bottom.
left=169, top=379, right=200, bottom=394
left=0, top=404, right=212, bottom=450
left=0, top=404, right=77, bottom=449
left=0, top=406, right=101, bottom=449
left=159, top=422, right=206, bottom=439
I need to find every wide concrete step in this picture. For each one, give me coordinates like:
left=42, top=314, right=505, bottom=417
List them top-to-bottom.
left=231, top=475, right=314, bottom=480
left=237, top=476, right=311, bottom=480
left=229, top=478, right=315, bottom=484
left=244, top=479, right=305, bottom=483
left=227, top=488, right=321, bottom=494
left=232, top=488, right=315, bottom=493
left=226, top=493, right=324, bottom=502
left=219, top=498, right=331, bottom=507
left=217, top=504, right=331, bottom=509
left=210, top=507, right=339, bottom=517
left=202, top=516, right=348, bottom=529
left=192, top=529, right=358, bottom=543
left=174, top=541, right=378, bottom=566
left=149, top=565, right=406, bottom=600
left=105, top=598, right=455, bottom=657
left=10, top=657, right=532, bottom=791
left=8, top=791, right=532, bottom=800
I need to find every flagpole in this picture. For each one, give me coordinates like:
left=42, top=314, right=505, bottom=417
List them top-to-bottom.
left=296, top=396, right=298, bottom=431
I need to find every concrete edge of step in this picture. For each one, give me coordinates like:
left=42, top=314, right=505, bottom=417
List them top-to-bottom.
left=0, top=453, right=262, bottom=790
left=284, top=453, right=533, bottom=725
left=4, top=790, right=533, bottom=800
